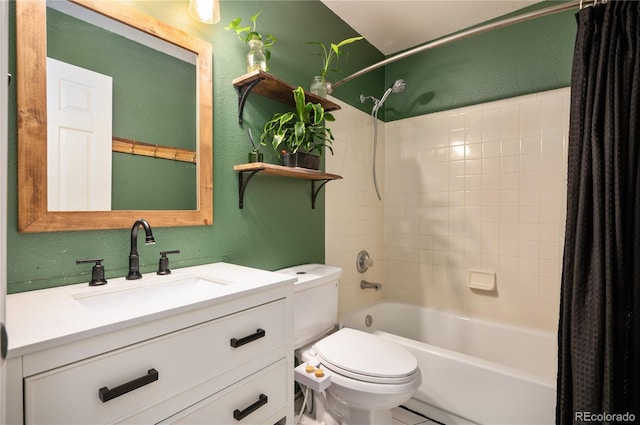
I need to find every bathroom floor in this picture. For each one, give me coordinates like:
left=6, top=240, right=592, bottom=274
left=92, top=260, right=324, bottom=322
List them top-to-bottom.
left=297, top=407, right=437, bottom=425
left=391, top=407, right=438, bottom=425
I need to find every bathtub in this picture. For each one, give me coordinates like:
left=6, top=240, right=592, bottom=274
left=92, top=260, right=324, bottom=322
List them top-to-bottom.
left=339, top=301, right=556, bottom=425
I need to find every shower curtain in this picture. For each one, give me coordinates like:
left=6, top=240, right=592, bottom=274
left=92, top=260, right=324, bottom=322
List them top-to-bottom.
left=557, top=1, right=640, bottom=424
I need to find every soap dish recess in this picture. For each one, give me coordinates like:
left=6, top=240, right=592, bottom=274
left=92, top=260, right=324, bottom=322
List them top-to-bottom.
left=467, top=270, right=496, bottom=291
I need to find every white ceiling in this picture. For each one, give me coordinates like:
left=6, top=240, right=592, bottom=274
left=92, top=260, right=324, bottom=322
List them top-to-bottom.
left=320, top=0, right=540, bottom=55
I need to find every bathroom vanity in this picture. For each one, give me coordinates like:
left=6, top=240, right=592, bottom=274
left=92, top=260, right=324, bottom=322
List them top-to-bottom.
left=4, top=263, right=295, bottom=424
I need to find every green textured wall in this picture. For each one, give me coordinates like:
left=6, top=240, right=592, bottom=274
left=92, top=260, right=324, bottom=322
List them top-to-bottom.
left=6, top=0, right=383, bottom=293
left=7, top=0, right=577, bottom=293
left=383, top=2, right=577, bottom=121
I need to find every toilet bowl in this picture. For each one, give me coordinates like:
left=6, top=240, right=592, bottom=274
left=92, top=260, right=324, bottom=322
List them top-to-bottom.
left=277, top=264, right=421, bottom=425
left=301, top=327, right=421, bottom=424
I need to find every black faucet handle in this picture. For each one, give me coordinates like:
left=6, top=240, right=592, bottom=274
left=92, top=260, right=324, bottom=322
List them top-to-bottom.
left=157, top=250, right=180, bottom=275
left=76, top=258, right=108, bottom=286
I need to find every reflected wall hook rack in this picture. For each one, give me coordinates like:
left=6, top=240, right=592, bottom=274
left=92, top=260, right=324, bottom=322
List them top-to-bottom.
left=112, top=137, right=197, bottom=163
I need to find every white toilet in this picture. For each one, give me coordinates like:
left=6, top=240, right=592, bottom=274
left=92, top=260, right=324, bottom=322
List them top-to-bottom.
left=277, top=264, right=422, bottom=425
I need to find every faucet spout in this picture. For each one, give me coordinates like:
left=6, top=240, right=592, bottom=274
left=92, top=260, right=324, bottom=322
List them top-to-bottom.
left=126, top=218, right=155, bottom=280
left=360, top=280, right=382, bottom=291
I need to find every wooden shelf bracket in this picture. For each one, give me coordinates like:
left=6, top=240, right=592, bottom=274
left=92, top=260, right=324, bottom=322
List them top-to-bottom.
left=237, top=168, right=261, bottom=209
left=311, top=180, right=332, bottom=209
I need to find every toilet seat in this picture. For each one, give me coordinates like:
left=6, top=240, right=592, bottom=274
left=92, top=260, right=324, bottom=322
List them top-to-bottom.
left=313, top=328, right=419, bottom=384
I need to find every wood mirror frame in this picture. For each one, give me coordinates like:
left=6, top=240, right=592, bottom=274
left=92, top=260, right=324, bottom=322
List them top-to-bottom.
left=17, top=0, right=213, bottom=232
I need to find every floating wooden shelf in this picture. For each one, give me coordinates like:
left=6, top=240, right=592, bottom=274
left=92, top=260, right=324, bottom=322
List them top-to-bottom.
left=232, top=70, right=341, bottom=125
left=233, top=162, right=342, bottom=209
left=234, top=162, right=342, bottom=180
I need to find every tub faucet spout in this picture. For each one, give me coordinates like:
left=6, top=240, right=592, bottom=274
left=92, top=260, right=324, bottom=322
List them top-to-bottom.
left=126, top=218, right=155, bottom=280
left=360, top=280, right=382, bottom=291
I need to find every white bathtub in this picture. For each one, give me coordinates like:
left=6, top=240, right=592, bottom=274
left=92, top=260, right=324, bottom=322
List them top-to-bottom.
left=339, top=301, right=557, bottom=425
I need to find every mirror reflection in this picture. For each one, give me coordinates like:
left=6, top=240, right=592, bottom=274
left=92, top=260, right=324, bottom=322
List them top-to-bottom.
left=17, top=0, right=213, bottom=232
left=46, top=1, right=197, bottom=211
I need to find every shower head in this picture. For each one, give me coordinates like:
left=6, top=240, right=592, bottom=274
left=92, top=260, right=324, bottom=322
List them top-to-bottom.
left=360, top=78, right=406, bottom=116
left=360, top=79, right=406, bottom=202
left=378, top=79, right=406, bottom=108
left=390, top=79, right=406, bottom=94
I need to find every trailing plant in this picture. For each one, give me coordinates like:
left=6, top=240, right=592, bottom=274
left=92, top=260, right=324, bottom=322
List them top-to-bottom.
left=225, top=10, right=277, bottom=60
left=307, top=36, right=364, bottom=80
left=261, top=87, right=335, bottom=157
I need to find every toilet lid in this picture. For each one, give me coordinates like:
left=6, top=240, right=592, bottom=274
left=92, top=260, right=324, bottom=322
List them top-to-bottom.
left=313, top=328, right=418, bottom=384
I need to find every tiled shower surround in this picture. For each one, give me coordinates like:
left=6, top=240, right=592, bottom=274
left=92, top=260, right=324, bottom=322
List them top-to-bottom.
left=326, top=88, right=569, bottom=331
left=325, top=98, right=386, bottom=316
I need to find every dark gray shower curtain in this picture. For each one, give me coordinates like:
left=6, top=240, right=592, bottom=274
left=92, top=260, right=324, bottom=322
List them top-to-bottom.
left=557, top=1, right=640, bottom=424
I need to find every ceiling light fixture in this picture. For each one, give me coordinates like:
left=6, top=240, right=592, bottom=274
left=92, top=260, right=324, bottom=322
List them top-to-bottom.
left=189, top=0, right=220, bottom=24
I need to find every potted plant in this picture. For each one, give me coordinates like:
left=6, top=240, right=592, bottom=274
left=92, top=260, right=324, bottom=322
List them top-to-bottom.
left=225, top=10, right=277, bottom=72
left=307, top=36, right=363, bottom=97
left=261, top=87, right=335, bottom=170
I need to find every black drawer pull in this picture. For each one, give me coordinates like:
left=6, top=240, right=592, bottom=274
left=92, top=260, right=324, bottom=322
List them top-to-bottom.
left=230, top=328, right=265, bottom=348
left=98, top=368, right=158, bottom=403
left=233, top=393, right=268, bottom=421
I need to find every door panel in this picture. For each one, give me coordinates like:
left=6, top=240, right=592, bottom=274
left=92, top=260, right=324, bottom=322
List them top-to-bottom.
left=46, top=57, right=112, bottom=211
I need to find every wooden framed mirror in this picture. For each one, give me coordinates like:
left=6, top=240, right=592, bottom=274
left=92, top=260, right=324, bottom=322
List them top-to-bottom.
left=17, top=0, right=213, bottom=232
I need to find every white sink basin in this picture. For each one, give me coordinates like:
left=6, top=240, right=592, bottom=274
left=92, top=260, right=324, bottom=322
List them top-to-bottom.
left=72, top=276, right=228, bottom=314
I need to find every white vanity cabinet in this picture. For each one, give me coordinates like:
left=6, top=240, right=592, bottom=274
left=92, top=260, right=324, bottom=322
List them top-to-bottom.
left=5, top=263, right=295, bottom=425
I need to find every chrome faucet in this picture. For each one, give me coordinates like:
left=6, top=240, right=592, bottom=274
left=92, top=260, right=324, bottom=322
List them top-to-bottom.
left=126, top=219, right=156, bottom=280
left=360, top=280, right=382, bottom=291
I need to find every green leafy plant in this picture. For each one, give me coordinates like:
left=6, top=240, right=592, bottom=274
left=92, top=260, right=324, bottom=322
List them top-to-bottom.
left=225, top=10, right=276, bottom=61
left=307, top=36, right=364, bottom=80
left=261, top=87, right=335, bottom=157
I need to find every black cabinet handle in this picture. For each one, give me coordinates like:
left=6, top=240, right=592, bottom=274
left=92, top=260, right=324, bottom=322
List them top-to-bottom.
left=230, top=328, right=265, bottom=348
left=98, top=368, right=158, bottom=403
left=233, top=393, right=268, bottom=421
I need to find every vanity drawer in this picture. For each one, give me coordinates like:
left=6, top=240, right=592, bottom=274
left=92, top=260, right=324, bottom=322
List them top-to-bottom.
left=24, top=299, right=286, bottom=424
left=160, top=358, right=288, bottom=424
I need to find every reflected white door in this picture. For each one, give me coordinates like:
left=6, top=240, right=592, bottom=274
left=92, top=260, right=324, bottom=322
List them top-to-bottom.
left=46, top=57, right=112, bottom=211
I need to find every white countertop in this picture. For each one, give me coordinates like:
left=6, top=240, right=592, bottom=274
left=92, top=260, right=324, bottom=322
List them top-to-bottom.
left=6, top=262, right=295, bottom=358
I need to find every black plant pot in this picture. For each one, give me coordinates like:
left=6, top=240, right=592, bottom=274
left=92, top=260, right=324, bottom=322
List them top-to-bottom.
left=283, top=152, right=320, bottom=170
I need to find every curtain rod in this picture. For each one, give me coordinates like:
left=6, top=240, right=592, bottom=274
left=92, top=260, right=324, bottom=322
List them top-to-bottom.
left=331, top=0, right=593, bottom=91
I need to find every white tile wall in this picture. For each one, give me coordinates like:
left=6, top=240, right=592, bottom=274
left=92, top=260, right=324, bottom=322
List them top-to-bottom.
left=326, top=88, right=569, bottom=331
left=384, top=88, right=569, bottom=331
left=325, top=97, right=385, bottom=317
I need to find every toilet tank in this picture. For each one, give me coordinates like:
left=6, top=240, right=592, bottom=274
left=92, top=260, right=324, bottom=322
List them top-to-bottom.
left=276, top=264, right=342, bottom=349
